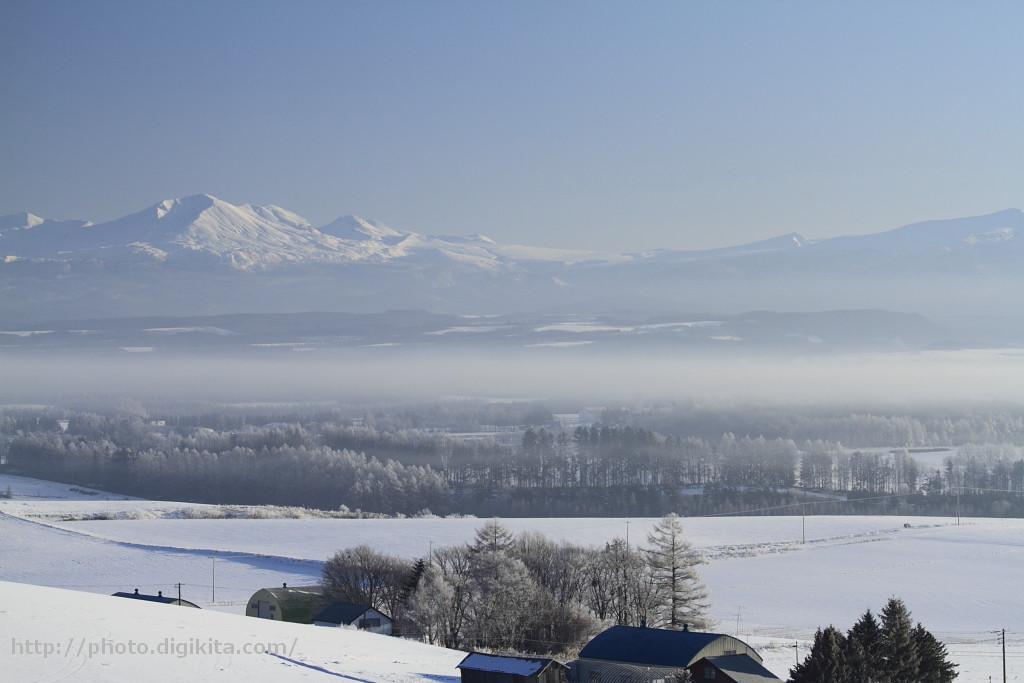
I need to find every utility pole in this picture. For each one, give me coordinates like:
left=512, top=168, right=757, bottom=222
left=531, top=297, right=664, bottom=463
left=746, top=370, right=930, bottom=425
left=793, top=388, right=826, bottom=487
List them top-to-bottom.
left=802, top=503, right=806, bottom=544
left=626, top=520, right=630, bottom=546
left=211, top=557, right=216, bottom=603
left=1001, top=629, right=1006, bottom=683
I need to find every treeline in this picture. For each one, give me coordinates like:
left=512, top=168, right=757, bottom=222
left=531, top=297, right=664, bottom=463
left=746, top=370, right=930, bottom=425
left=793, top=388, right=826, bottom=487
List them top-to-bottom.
left=10, top=398, right=1024, bottom=448
left=635, top=401, right=1024, bottom=448
left=4, top=409, right=1024, bottom=517
left=7, top=424, right=448, bottom=514
left=322, top=516, right=708, bottom=656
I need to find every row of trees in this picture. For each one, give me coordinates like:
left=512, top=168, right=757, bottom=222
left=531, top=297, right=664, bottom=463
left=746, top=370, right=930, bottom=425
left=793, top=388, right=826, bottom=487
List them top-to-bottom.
left=6, top=399, right=1024, bottom=448
left=637, top=403, right=1024, bottom=449
left=5, top=411, right=1024, bottom=516
left=8, top=429, right=449, bottom=514
left=321, top=516, right=709, bottom=655
left=790, top=598, right=957, bottom=682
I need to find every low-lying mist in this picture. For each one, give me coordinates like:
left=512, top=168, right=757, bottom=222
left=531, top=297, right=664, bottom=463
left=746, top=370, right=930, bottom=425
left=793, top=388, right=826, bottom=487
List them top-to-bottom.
left=2, top=347, right=1021, bottom=407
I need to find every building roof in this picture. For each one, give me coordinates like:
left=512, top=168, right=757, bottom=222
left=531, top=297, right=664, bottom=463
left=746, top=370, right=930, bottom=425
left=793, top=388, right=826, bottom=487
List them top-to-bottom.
left=250, top=585, right=326, bottom=623
left=257, top=585, right=324, bottom=601
left=111, top=589, right=199, bottom=608
left=113, top=590, right=176, bottom=604
left=313, top=602, right=384, bottom=625
left=578, top=625, right=736, bottom=668
left=457, top=652, right=564, bottom=677
left=699, top=655, right=781, bottom=682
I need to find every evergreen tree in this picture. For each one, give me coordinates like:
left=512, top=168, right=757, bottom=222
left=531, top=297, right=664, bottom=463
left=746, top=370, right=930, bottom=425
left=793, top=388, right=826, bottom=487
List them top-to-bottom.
left=645, top=513, right=710, bottom=629
left=879, top=597, right=921, bottom=682
left=796, top=600, right=956, bottom=683
left=846, top=609, right=884, bottom=681
left=913, top=623, right=958, bottom=682
left=790, top=626, right=849, bottom=683
left=843, top=636, right=873, bottom=683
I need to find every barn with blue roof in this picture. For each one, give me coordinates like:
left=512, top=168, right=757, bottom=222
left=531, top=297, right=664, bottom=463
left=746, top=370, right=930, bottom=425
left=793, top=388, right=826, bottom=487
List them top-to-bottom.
left=576, top=625, right=779, bottom=682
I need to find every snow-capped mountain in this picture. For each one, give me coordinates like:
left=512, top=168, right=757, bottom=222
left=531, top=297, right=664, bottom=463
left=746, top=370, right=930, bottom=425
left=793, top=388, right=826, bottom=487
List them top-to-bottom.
left=0, top=194, right=621, bottom=271
left=1, top=196, right=1022, bottom=323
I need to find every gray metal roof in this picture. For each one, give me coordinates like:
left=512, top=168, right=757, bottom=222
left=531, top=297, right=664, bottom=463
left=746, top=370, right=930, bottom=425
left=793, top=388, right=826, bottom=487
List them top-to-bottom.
left=701, top=655, right=781, bottom=682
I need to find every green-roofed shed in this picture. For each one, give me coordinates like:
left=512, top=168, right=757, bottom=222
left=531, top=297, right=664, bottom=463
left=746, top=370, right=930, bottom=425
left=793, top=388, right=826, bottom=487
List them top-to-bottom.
left=245, top=583, right=326, bottom=623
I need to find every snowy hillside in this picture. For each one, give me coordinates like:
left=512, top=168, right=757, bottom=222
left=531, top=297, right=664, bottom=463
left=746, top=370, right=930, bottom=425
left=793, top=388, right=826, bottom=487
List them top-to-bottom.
left=1, top=474, right=1020, bottom=681
left=0, top=581, right=466, bottom=682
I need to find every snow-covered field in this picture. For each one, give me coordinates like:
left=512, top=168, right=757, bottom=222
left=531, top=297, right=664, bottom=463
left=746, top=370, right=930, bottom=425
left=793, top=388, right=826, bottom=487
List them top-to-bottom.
left=2, top=473, right=1020, bottom=681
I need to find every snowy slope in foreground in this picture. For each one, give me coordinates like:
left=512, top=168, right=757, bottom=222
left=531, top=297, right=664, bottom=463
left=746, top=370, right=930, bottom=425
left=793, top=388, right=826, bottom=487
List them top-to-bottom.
left=2, top=476, right=1021, bottom=681
left=0, top=581, right=464, bottom=682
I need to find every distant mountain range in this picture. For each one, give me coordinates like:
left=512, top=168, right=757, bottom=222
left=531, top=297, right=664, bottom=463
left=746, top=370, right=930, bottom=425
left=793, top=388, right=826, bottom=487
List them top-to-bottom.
left=1, top=196, right=1022, bottom=348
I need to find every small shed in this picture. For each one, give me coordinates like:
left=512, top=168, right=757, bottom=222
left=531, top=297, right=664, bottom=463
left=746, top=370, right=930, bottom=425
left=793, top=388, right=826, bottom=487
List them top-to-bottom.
left=245, top=584, right=325, bottom=623
left=112, top=588, right=200, bottom=608
left=313, top=602, right=393, bottom=635
left=577, top=625, right=774, bottom=682
left=457, top=652, right=567, bottom=683
left=690, top=655, right=781, bottom=682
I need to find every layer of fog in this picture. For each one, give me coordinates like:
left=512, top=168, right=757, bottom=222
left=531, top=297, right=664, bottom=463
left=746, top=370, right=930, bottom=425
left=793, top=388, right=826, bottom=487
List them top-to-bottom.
left=2, top=347, right=1022, bottom=407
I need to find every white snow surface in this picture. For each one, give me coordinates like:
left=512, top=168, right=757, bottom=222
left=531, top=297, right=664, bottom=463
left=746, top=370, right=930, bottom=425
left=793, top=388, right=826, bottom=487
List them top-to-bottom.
left=1, top=473, right=1021, bottom=681
left=0, top=581, right=465, bottom=682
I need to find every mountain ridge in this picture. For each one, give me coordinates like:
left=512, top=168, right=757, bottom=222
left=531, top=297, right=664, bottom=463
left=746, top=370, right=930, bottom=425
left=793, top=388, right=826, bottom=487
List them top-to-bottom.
left=4, top=194, right=1022, bottom=268
left=2, top=196, right=1022, bottom=323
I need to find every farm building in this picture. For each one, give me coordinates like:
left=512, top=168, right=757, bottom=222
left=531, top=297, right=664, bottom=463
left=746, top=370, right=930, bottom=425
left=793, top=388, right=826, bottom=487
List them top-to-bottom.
left=245, top=584, right=325, bottom=623
left=111, top=588, right=200, bottom=608
left=312, top=602, right=393, bottom=635
left=576, top=625, right=779, bottom=682
left=457, top=652, right=567, bottom=683
left=690, top=655, right=782, bottom=682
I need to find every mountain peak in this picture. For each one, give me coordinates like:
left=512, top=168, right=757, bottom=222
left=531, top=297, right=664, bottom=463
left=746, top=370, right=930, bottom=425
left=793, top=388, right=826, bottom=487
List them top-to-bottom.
left=152, top=194, right=221, bottom=219
left=0, top=211, right=45, bottom=232
left=317, top=215, right=405, bottom=241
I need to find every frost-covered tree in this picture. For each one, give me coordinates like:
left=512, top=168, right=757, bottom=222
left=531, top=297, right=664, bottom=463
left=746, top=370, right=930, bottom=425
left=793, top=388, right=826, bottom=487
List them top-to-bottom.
left=645, top=513, right=710, bottom=629
left=470, top=517, right=515, bottom=555
left=584, top=538, right=656, bottom=627
left=406, top=546, right=473, bottom=649
left=467, top=549, right=546, bottom=651
left=406, top=563, right=456, bottom=646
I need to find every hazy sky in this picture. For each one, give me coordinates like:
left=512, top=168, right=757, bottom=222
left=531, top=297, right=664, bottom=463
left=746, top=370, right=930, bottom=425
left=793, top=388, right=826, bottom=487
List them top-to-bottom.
left=2, top=0, right=1022, bottom=252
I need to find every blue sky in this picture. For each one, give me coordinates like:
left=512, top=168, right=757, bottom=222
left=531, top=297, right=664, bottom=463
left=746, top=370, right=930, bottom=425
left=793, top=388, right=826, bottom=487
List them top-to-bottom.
left=2, top=0, right=1022, bottom=251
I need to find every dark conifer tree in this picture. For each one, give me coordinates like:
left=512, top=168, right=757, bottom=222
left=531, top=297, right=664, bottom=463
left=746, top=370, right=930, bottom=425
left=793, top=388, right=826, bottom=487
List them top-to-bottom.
left=879, top=597, right=921, bottom=682
left=846, top=609, right=884, bottom=681
left=913, top=623, right=958, bottom=682
left=789, top=626, right=848, bottom=683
